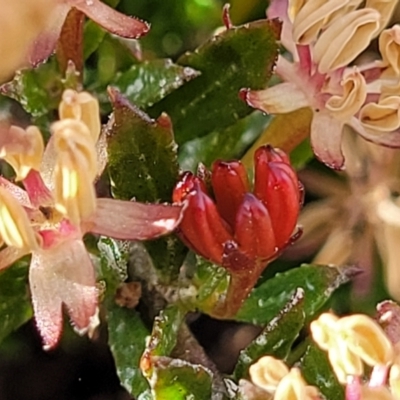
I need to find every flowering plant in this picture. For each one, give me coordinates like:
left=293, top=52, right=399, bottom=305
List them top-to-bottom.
left=1, top=0, right=400, bottom=399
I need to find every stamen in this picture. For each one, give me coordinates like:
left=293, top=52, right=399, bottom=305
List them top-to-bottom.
left=59, top=89, right=101, bottom=143
left=52, top=119, right=97, bottom=225
left=0, top=125, right=44, bottom=180
left=0, top=186, right=39, bottom=250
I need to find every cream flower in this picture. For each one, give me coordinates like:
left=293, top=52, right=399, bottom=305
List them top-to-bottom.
left=245, top=0, right=400, bottom=170
left=313, top=8, right=381, bottom=74
left=311, top=312, right=394, bottom=384
left=249, top=356, right=320, bottom=400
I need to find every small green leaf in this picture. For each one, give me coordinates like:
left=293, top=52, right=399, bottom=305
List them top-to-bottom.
left=83, top=0, right=120, bottom=59
left=148, top=20, right=279, bottom=145
left=1, top=58, right=63, bottom=121
left=112, top=60, right=199, bottom=109
left=107, top=89, right=179, bottom=203
left=106, top=90, right=184, bottom=282
left=178, top=111, right=269, bottom=172
left=102, top=235, right=149, bottom=398
left=144, top=236, right=187, bottom=284
left=97, top=237, right=129, bottom=300
left=186, top=256, right=230, bottom=315
left=0, top=261, right=32, bottom=344
left=235, top=264, right=355, bottom=325
left=233, top=289, right=305, bottom=380
left=107, top=304, right=150, bottom=397
left=142, top=305, right=184, bottom=365
left=300, top=343, right=344, bottom=400
left=149, top=356, right=213, bottom=400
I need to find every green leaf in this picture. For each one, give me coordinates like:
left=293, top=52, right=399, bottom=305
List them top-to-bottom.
left=83, top=0, right=120, bottom=59
left=148, top=20, right=279, bottom=145
left=84, top=22, right=106, bottom=60
left=1, top=58, right=62, bottom=121
left=112, top=59, right=199, bottom=109
left=107, top=88, right=179, bottom=202
left=106, top=90, right=184, bottom=282
left=178, top=111, right=269, bottom=171
left=289, top=138, right=314, bottom=169
left=101, top=235, right=149, bottom=398
left=144, top=236, right=187, bottom=284
left=97, top=237, right=129, bottom=300
left=194, top=259, right=230, bottom=314
left=0, top=261, right=32, bottom=344
left=235, top=264, right=355, bottom=325
left=233, top=289, right=305, bottom=380
left=107, top=304, right=150, bottom=397
left=140, top=305, right=213, bottom=399
left=142, top=305, right=184, bottom=364
left=300, top=343, right=344, bottom=400
left=149, top=356, right=213, bottom=400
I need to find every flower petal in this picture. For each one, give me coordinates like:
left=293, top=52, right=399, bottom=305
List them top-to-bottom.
left=0, top=0, right=58, bottom=77
left=69, top=0, right=150, bottom=39
left=268, top=0, right=297, bottom=56
left=292, top=0, right=349, bottom=45
left=366, top=0, right=398, bottom=32
left=28, top=3, right=70, bottom=66
left=313, top=9, right=381, bottom=74
left=379, top=25, right=400, bottom=78
left=325, top=67, right=367, bottom=121
left=241, top=83, right=309, bottom=114
left=359, top=96, right=400, bottom=132
left=310, top=111, right=345, bottom=169
left=349, top=115, right=400, bottom=148
left=0, top=177, right=32, bottom=208
left=85, top=198, right=184, bottom=240
left=29, top=239, right=97, bottom=350
left=339, top=314, right=394, bottom=366
left=249, top=355, right=289, bottom=392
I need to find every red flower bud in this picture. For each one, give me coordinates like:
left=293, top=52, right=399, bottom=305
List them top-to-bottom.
left=253, top=145, right=301, bottom=248
left=173, top=146, right=302, bottom=317
left=211, top=160, right=250, bottom=227
left=172, top=172, right=233, bottom=264
left=234, top=193, right=276, bottom=261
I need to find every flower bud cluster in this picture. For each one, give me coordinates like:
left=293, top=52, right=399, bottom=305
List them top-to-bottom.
left=173, top=145, right=302, bottom=270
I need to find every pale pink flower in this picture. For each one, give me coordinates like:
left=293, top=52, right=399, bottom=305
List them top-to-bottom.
left=241, top=0, right=400, bottom=169
left=0, top=90, right=182, bottom=349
